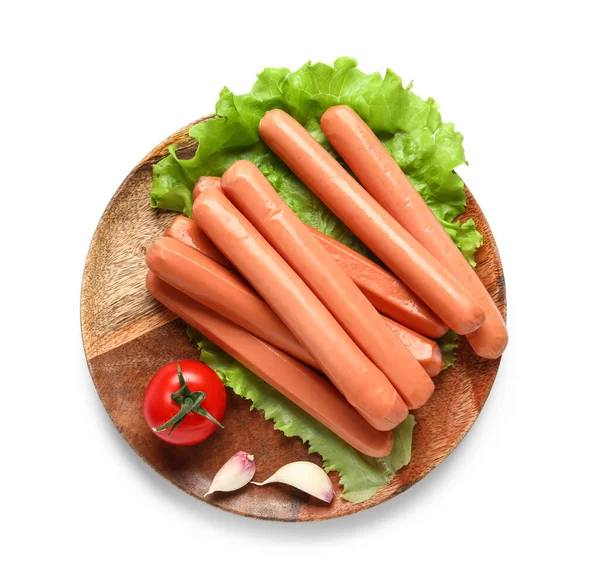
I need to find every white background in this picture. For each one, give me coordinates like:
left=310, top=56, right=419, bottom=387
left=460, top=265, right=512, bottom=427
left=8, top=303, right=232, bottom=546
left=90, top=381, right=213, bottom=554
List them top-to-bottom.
left=2, top=1, right=599, bottom=581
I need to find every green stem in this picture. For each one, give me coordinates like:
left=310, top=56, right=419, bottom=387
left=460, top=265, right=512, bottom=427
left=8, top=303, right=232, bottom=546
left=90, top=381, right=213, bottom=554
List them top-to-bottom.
left=153, top=362, right=224, bottom=434
left=153, top=393, right=206, bottom=434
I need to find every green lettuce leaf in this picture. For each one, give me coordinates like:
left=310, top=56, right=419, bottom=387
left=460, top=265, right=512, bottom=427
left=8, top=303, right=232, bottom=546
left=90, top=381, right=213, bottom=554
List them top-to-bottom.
left=150, top=57, right=481, bottom=264
left=149, top=59, right=483, bottom=502
left=441, top=217, right=483, bottom=268
left=188, top=328, right=414, bottom=503
left=438, top=331, right=461, bottom=369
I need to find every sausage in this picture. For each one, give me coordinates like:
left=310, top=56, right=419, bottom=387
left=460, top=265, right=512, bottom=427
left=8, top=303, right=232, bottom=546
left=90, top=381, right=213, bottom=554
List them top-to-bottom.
left=320, top=105, right=508, bottom=358
left=259, top=109, right=485, bottom=335
left=221, top=160, right=434, bottom=409
left=192, top=175, right=447, bottom=338
left=192, top=176, right=222, bottom=201
left=193, top=188, right=408, bottom=430
left=166, top=216, right=232, bottom=269
left=166, top=218, right=443, bottom=377
left=306, top=227, right=448, bottom=338
left=146, top=237, right=317, bottom=368
left=146, top=272, right=394, bottom=457
left=382, top=317, right=444, bottom=378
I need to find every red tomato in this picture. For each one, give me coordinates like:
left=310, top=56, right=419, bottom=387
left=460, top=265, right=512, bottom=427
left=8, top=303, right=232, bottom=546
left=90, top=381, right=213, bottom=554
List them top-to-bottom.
left=143, top=360, right=226, bottom=446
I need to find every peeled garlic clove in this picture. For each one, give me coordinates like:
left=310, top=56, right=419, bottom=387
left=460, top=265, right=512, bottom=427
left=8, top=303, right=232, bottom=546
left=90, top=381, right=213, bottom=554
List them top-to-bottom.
left=205, top=451, right=256, bottom=496
left=252, top=461, right=334, bottom=503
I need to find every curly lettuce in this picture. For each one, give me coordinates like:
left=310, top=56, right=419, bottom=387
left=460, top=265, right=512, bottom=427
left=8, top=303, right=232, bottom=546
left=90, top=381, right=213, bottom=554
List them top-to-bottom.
left=150, top=57, right=480, bottom=260
left=151, top=58, right=479, bottom=502
left=188, top=329, right=414, bottom=503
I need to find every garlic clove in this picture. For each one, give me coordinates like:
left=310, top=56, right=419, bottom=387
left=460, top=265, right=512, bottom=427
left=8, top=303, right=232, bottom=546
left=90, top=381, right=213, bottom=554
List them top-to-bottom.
left=205, top=451, right=256, bottom=496
left=252, top=461, right=334, bottom=503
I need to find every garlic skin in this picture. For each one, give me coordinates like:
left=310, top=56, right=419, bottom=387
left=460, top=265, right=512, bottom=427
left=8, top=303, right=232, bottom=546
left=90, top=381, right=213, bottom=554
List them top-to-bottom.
left=205, top=452, right=256, bottom=496
left=252, top=461, right=334, bottom=503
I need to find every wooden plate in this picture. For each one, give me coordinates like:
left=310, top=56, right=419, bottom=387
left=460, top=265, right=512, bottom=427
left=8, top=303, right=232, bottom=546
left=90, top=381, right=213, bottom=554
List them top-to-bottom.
left=81, top=117, right=506, bottom=522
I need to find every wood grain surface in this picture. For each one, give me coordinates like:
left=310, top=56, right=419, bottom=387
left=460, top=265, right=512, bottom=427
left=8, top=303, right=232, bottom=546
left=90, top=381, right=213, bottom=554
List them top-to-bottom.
left=81, top=118, right=506, bottom=521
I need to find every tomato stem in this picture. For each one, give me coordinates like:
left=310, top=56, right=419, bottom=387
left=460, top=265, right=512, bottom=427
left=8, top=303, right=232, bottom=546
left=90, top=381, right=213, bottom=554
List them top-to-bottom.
left=153, top=362, right=224, bottom=434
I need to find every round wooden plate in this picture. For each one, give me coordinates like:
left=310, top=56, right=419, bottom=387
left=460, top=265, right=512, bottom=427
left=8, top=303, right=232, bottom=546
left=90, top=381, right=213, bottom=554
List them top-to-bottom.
left=81, top=117, right=506, bottom=522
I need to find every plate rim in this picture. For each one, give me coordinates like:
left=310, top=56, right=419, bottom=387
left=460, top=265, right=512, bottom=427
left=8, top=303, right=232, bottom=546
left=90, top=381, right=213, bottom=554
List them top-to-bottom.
left=81, top=116, right=506, bottom=522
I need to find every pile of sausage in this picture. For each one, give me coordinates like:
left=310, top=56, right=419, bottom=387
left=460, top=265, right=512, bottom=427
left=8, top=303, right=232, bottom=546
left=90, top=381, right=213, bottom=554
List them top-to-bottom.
left=145, top=106, right=508, bottom=458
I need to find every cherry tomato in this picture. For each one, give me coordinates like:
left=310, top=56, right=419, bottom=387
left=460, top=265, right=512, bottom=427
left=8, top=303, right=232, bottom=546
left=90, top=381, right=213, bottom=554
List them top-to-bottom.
left=143, top=360, right=226, bottom=446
